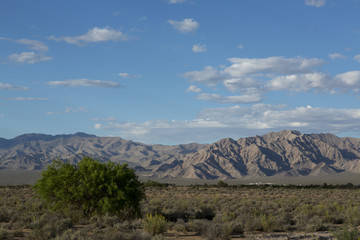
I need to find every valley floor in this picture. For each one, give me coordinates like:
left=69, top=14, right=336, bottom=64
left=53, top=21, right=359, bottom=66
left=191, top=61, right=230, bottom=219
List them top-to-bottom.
left=1, top=184, right=360, bottom=239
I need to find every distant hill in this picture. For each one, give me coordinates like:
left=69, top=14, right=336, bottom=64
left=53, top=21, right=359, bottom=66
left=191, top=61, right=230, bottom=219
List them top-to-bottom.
left=1, top=130, right=360, bottom=179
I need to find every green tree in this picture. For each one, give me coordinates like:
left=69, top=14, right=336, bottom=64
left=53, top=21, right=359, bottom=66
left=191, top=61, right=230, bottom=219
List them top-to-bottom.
left=34, top=156, right=144, bottom=217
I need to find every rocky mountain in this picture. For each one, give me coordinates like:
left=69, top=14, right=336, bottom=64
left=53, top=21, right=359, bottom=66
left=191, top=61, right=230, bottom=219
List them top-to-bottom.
left=1, top=130, right=360, bottom=179
left=152, top=130, right=360, bottom=179
left=0, top=132, right=206, bottom=171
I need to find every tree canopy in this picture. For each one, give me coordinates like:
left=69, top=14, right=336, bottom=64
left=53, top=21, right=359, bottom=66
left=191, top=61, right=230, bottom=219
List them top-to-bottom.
left=34, top=156, right=144, bottom=217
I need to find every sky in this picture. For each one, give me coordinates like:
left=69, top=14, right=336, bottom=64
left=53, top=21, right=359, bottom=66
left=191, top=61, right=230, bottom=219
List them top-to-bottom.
left=1, top=0, right=360, bottom=145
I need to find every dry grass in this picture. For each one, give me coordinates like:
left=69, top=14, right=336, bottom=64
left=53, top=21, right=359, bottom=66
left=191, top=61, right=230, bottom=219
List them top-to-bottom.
left=1, top=184, right=360, bottom=239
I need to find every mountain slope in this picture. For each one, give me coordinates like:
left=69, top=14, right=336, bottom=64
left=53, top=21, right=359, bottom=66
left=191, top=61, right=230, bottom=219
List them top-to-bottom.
left=1, top=130, right=360, bottom=179
left=154, top=130, right=360, bottom=179
left=0, top=133, right=206, bottom=170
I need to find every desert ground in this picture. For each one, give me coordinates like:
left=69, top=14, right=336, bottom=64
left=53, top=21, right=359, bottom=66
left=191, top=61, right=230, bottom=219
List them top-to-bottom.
left=1, top=173, right=360, bottom=239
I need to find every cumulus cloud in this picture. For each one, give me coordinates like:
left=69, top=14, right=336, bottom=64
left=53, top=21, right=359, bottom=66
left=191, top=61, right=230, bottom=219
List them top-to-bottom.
left=168, top=0, right=186, bottom=4
left=305, top=0, right=326, bottom=7
left=168, top=19, right=199, bottom=34
left=49, top=27, right=128, bottom=45
left=3, top=38, right=52, bottom=64
left=16, top=39, right=49, bottom=52
left=192, top=43, right=207, bottom=53
left=237, top=44, right=244, bottom=49
left=8, top=51, right=52, bottom=64
left=329, top=53, right=346, bottom=60
left=354, top=54, right=360, bottom=64
left=182, top=55, right=360, bottom=108
left=182, top=56, right=325, bottom=97
left=222, top=56, right=324, bottom=77
left=184, top=57, right=323, bottom=85
left=182, top=66, right=223, bottom=86
left=335, top=71, right=360, bottom=88
left=266, top=72, right=331, bottom=92
left=118, top=73, right=141, bottom=79
left=47, top=78, right=122, bottom=88
left=223, top=78, right=259, bottom=92
left=0, top=82, right=29, bottom=91
left=186, top=85, right=202, bottom=93
left=197, top=88, right=262, bottom=104
left=10, top=97, right=49, bottom=101
left=93, top=104, right=360, bottom=144
left=47, top=106, right=87, bottom=115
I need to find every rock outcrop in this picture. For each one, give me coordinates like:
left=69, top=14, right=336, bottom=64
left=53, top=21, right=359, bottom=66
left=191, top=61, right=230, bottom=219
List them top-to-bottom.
left=1, top=130, right=360, bottom=179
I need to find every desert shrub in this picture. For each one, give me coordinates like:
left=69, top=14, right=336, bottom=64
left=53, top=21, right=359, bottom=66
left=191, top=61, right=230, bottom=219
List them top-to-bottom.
left=34, top=156, right=145, bottom=217
left=217, top=180, right=229, bottom=187
left=195, top=205, right=215, bottom=220
left=345, top=205, right=360, bottom=226
left=0, top=207, right=11, bottom=222
left=30, top=212, right=73, bottom=240
left=142, top=213, right=168, bottom=236
left=260, top=214, right=276, bottom=232
left=305, top=216, right=327, bottom=232
left=186, top=219, right=231, bottom=240
left=334, top=227, right=360, bottom=240
left=0, top=228, right=8, bottom=240
left=54, top=229, right=88, bottom=240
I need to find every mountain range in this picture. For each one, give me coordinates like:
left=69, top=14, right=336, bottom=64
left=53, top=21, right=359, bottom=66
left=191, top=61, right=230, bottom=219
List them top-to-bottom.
left=1, top=130, right=360, bottom=179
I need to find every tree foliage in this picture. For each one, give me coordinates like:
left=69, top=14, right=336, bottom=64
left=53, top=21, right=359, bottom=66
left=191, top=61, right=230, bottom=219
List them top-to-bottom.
left=34, top=156, right=144, bottom=217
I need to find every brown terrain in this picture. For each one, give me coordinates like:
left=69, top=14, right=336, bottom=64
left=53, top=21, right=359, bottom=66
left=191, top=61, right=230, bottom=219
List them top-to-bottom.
left=1, top=130, right=360, bottom=179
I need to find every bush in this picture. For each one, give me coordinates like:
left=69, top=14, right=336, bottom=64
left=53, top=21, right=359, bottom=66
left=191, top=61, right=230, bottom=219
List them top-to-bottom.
left=34, top=156, right=145, bottom=217
left=143, top=213, right=168, bottom=236
left=334, top=227, right=360, bottom=240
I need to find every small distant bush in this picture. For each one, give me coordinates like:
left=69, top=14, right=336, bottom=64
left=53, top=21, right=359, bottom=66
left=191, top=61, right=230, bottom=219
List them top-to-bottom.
left=34, top=156, right=145, bottom=217
left=143, top=180, right=170, bottom=187
left=217, top=180, right=229, bottom=187
left=195, top=206, right=215, bottom=220
left=143, top=213, right=168, bottom=236
left=334, top=227, right=360, bottom=240
left=0, top=228, right=8, bottom=240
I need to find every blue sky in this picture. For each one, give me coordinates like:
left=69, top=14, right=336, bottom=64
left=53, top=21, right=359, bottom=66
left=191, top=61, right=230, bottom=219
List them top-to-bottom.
left=1, top=0, right=360, bottom=144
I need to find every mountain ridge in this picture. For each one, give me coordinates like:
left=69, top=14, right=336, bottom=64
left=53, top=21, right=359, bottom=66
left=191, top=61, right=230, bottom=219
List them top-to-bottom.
left=1, top=130, right=360, bottom=179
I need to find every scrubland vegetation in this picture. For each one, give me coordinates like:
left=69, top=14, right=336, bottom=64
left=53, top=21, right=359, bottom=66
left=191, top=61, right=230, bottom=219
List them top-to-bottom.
left=1, top=158, right=360, bottom=239
left=1, top=183, right=360, bottom=239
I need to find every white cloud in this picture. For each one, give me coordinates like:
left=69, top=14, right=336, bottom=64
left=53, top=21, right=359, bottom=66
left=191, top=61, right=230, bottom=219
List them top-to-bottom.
left=168, top=0, right=186, bottom=4
left=305, top=0, right=326, bottom=7
left=168, top=19, right=199, bottom=34
left=49, top=27, right=128, bottom=45
left=1, top=38, right=52, bottom=64
left=15, top=39, right=49, bottom=52
left=192, top=43, right=207, bottom=53
left=8, top=51, right=52, bottom=64
left=329, top=53, right=346, bottom=60
left=354, top=54, right=360, bottom=64
left=182, top=56, right=324, bottom=94
left=182, top=56, right=360, bottom=105
left=222, top=56, right=324, bottom=77
left=182, top=66, right=223, bottom=86
left=335, top=71, right=360, bottom=88
left=266, top=72, right=331, bottom=92
left=118, top=73, right=141, bottom=79
left=47, top=78, right=122, bottom=88
left=223, top=78, right=259, bottom=92
left=0, top=82, right=29, bottom=91
left=186, top=85, right=202, bottom=93
left=197, top=88, right=262, bottom=104
left=11, top=97, right=49, bottom=101
left=93, top=104, right=360, bottom=144
left=47, top=106, right=87, bottom=115
left=92, top=116, right=117, bottom=122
